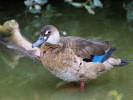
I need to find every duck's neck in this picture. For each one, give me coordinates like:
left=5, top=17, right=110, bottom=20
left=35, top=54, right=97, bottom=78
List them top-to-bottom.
left=46, top=31, right=60, bottom=44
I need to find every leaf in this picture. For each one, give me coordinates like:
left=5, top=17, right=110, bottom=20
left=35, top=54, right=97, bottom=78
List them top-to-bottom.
left=24, top=0, right=33, bottom=6
left=34, top=0, right=48, bottom=5
left=64, top=0, right=72, bottom=2
left=93, top=0, right=103, bottom=8
left=89, top=1, right=95, bottom=8
left=126, top=1, right=133, bottom=21
left=127, top=1, right=133, bottom=8
left=70, top=2, right=83, bottom=8
left=123, top=3, right=126, bottom=9
left=34, top=4, right=41, bottom=10
left=46, top=4, right=52, bottom=11
left=46, top=4, right=57, bottom=13
left=84, top=5, right=95, bottom=14
left=30, top=8, right=41, bottom=14
left=127, top=10, right=133, bottom=21
left=55, top=13, right=63, bottom=17
left=45, top=14, right=53, bottom=18
left=111, top=90, right=118, bottom=97
left=117, top=94, right=123, bottom=100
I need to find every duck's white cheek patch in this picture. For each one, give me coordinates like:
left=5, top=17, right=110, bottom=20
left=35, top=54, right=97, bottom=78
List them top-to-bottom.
left=45, top=31, right=49, bottom=35
left=44, top=36, right=47, bottom=40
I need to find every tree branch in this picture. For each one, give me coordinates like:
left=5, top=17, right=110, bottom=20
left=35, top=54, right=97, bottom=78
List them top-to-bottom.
left=0, top=20, right=41, bottom=62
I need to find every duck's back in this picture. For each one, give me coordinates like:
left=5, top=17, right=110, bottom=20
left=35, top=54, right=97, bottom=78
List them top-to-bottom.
left=59, top=36, right=110, bottom=59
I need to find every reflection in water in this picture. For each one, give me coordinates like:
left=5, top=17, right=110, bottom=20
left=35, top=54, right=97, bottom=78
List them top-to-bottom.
left=0, top=1, right=133, bottom=100
left=127, top=20, right=133, bottom=32
left=0, top=44, right=24, bottom=68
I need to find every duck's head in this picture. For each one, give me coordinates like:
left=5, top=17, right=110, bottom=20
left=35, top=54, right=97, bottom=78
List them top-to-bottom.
left=32, top=25, right=60, bottom=48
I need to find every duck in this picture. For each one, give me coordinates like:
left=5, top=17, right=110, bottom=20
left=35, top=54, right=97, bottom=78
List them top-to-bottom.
left=32, top=25, right=130, bottom=89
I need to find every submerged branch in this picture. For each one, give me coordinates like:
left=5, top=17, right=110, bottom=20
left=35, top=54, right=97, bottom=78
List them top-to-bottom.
left=0, top=20, right=41, bottom=62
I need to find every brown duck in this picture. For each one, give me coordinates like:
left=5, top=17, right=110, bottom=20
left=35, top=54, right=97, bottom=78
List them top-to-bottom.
left=32, top=25, right=129, bottom=89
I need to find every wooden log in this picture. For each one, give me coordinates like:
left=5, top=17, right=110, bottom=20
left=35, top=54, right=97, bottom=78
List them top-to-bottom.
left=0, top=20, right=41, bottom=62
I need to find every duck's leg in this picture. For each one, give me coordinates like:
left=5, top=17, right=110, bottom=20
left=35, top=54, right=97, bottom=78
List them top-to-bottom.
left=80, top=81, right=84, bottom=92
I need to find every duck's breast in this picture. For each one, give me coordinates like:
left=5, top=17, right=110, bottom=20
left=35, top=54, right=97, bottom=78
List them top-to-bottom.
left=40, top=43, right=86, bottom=81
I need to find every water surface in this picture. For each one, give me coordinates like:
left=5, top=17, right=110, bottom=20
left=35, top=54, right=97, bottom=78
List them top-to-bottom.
left=0, top=1, right=133, bottom=100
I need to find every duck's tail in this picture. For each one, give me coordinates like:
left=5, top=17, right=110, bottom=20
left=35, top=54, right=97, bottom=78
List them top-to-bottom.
left=91, top=46, right=131, bottom=66
left=101, top=46, right=116, bottom=63
left=101, top=47, right=131, bottom=67
left=117, top=59, right=131, bottom=66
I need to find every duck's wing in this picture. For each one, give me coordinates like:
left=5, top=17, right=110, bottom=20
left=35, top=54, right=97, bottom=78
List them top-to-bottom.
left=59, top=36, right=110, bottom=59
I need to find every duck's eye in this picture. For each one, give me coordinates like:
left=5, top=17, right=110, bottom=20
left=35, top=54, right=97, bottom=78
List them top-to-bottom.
left=48, top=30, right=51, bottom=33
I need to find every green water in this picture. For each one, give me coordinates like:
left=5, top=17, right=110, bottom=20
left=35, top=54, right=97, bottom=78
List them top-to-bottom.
left=0, top=1, right=133, bottom=100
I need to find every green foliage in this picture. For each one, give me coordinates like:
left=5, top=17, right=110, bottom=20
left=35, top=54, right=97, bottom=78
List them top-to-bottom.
left=23, top=0, right=133, bottom=20
left=24, top=0, right=48, bottom=14
left=24, top=0, right=62, bottom=18
left=24, top=0, right=103, bottom=16
left=24, top=0, right=47, bottom=6
left=68, top=0, right=103, bottom=14
left=93, top=0, right=103, bottom=8
left=89, top=1, right=95, bottom=8
left=123, top=1, right=133, bottom=21
left=69, top=2, right=84, bottom=8
left=44, top=4, right=63, bottom=18
left=84, top=4, right=95, bottom=14
left=30, top=5, right=41, bottom=14
left=127, top=10, right=133, bottom=21
left=108, top=90, right=123, bottom=100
